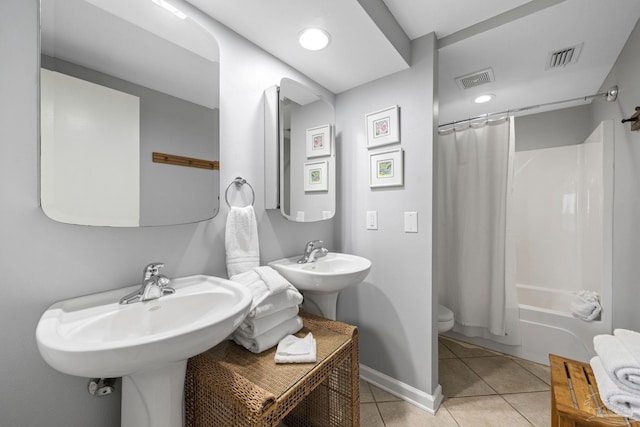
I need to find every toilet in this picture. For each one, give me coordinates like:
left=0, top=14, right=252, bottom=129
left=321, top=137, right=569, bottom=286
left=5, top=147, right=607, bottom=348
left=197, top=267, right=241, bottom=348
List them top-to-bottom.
left=437, top=304, right=454, bottom=333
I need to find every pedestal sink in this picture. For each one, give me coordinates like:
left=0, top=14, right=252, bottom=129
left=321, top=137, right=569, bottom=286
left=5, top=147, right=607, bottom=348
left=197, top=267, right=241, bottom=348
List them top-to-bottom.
left=269, top=253, right=371, bottom=320
left=36, top=275, right=251, bottom=427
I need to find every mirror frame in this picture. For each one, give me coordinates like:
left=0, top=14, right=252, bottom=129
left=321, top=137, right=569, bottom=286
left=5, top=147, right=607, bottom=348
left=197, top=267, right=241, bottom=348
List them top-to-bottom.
left=275, top=78, right=336, bottom=222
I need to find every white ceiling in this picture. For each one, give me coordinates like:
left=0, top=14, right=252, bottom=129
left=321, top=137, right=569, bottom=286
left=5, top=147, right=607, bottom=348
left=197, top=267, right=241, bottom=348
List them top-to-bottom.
left=187, top=0, right=410, bottom=94
left=188, top=0, right=640, bottom=124
left=382, top=0, right=531, bottom=39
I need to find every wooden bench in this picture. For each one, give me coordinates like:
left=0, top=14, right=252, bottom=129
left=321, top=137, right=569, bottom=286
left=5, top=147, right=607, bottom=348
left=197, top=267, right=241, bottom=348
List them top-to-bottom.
left=184, top=311, right=359, bottom=427
left=550, top=354, right=640, bottom=427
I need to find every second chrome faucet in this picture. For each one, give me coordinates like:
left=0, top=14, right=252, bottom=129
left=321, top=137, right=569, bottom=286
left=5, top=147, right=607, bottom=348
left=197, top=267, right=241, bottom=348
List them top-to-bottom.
left=297, top=240, right=329, bottom=264
left=119, top=263, right=175, bottom=304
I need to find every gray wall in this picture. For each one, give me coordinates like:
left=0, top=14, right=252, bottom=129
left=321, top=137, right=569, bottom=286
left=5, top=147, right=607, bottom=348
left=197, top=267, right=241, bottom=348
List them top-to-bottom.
left=0, top=0, right=334, bottom=425
left=588, top=18, right=640, bottom=330
left=335, top=34, right=439, bottom=396
left=514, top=104, right=591, bottom=151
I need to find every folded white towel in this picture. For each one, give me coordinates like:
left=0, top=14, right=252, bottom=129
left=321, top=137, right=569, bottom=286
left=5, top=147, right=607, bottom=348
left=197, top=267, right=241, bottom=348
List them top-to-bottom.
left=225, top=206, right=260, bottom=278
left=231, top=266, right=290, bottom=307
left=231, top=267, right=302, bottom=317
left=251, top=289, right=303, bottom=319
left=570, top=290, right=602, bottom=321
left=237, top=306, right=299, bottom=339
left=232, top=316, right=303, bottom=354
left=613, top=329, right=640, bottom=390
left=275, top=333, right=316, bottom=364
left=594, top=334, right=640, bottom=393
left=590, top=356, right=640, bottom=421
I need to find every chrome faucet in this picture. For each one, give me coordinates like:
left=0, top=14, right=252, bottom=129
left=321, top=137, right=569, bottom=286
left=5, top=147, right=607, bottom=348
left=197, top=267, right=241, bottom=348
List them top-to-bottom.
left=297, top=240, right=329, bottom=264
left=119, top=263, right=175, bottom=304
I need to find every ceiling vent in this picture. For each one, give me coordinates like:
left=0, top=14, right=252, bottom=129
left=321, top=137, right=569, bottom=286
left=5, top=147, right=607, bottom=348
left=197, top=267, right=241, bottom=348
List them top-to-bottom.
left=546, top=43, right=583, bottom=70
left=455, top=68, right=495, bottom=90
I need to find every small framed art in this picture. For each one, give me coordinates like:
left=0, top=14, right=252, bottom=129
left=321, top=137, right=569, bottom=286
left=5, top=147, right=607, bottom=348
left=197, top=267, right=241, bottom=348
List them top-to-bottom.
left=365, top=105, right=400, bottom=148
left=306, top=124, right=331, bottom=158
left=369, top=148, right=403, bottom=188
left=304, top=160, right=329, bottom=192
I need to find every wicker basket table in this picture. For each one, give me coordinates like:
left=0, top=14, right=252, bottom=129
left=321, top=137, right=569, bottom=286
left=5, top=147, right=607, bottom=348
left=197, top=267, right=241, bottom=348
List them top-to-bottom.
left=185, top=311, right=359, bottom=427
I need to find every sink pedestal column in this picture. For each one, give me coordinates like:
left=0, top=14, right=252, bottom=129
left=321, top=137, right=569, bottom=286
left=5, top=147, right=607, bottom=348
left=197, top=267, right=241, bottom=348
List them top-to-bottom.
left=301, top=291, right=339, bottom=320
left=121, top=360, right=187, bottom=427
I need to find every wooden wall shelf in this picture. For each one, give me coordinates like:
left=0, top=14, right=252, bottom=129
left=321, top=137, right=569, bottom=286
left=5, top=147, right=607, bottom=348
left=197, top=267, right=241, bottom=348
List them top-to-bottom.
left=152, top=152, right=219, bottom=170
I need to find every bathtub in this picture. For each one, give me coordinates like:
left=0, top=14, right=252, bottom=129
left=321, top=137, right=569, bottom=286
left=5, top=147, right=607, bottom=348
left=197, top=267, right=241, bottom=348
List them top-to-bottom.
left=446, top=284, right=610, bottom=365
left=513, top=284, right=610, bottom=364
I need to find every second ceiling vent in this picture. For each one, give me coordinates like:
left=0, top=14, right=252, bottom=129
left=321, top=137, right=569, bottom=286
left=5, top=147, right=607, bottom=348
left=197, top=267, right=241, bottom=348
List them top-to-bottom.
left=546, top=43, right=583, bottom=70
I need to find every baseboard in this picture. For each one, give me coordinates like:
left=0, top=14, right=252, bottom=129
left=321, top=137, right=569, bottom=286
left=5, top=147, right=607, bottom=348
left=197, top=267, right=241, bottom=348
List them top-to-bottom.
left=359, top=364, right=443, bottom=414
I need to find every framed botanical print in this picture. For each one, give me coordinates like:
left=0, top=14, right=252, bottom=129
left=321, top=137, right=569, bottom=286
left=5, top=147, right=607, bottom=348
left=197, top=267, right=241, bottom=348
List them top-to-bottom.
left=365, top=105, right=400, bottom=148
left=306, top=124, right=332, bottom=158
left=369, top=148, right=403, bottom=188
left=304, top=160, right=329, bottom=192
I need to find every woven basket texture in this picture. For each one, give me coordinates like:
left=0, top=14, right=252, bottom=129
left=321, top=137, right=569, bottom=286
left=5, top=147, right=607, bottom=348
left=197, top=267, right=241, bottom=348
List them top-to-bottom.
left=185, top=311, right=359, bottom=427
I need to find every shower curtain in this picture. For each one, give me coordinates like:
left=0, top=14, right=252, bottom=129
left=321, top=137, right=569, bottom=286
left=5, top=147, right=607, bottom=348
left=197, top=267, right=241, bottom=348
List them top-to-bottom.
left=436, top=117, right=519, bottom=344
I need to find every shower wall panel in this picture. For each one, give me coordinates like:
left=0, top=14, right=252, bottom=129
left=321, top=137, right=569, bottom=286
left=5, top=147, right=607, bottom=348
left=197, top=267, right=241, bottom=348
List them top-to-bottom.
left=513, top=132, right=603, bottom=295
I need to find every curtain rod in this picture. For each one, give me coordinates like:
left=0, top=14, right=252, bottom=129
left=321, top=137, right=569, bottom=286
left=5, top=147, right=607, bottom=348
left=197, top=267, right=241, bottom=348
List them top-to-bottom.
left=438, top=86, right=618, bottom=128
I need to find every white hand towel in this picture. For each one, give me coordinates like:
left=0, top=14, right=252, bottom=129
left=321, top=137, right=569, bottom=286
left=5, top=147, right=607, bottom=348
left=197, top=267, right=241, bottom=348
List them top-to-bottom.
left=225, top=206, right=259, bottom=278
left=570, top=290, right=602, bottom=321
left=237, top=306, right=299, bottom=339
left=232, top=316, right=303, bottom=354
left=613, top=329, right=640, bottom=390
left=275, top=333, right=317, bottom=364
left=594, top=334, right=640, bottom=393
left=590, top=356, right=640, bottom=421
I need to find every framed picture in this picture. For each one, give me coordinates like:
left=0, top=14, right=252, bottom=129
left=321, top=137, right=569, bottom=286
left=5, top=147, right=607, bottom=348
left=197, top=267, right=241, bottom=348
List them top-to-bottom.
left=365, top=105, right=400, bottom=148
left=306, top=124, right=332, bottom=158
left=369, top=148, right=403, bottom=188
left=304, top=160, right=329, bottom=192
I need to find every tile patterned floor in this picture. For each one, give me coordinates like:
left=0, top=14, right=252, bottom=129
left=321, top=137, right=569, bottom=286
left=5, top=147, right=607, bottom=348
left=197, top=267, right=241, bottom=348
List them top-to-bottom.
left=360, top=336, right=552, bottom=426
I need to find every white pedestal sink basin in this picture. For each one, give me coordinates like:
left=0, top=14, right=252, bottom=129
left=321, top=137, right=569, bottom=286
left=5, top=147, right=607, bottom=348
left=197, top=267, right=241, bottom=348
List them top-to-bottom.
left=269, top=253, right=371, bottom=320
left=36, top=275, right=251, bottom=427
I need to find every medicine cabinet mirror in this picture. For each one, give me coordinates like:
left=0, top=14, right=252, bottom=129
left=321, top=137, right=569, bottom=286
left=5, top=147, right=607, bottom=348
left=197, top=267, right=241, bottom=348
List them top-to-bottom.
left=39, top=0, right=220, bottom=226
left=278, top=78, right=335, bottom=222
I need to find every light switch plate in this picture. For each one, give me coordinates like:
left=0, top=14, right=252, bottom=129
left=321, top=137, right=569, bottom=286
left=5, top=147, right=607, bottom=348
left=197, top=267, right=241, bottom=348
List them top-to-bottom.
left=366, top=211, right=378, bottom=230
left=404, top=211, right=418, bottom=233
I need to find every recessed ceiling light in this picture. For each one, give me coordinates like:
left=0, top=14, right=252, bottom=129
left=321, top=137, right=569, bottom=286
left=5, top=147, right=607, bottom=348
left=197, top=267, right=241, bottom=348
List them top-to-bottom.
left=151, top=0, right=187, bottom=20
left=298, top=28, right=331, bottom=51
left=474, top=94, right=495, bottom=104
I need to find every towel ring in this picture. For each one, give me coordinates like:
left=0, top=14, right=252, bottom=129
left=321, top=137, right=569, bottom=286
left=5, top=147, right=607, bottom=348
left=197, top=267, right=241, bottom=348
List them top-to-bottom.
left=225, top=177, right=255, bottom=208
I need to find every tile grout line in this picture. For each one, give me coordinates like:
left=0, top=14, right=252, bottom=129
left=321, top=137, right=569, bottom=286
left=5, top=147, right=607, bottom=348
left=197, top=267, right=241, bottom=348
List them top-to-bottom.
left=439, top=337, right=552, bottom=426
left=440, top=337, right=501, bottom=398
left=457, top=355, right=501, bottom=396
left=498, top=394, right=537, bottom=427
left=374, top=401, right=388, bottom=427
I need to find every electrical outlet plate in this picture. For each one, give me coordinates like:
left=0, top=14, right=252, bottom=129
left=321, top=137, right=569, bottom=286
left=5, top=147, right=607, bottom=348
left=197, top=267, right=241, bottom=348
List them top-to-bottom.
left=404, top=212, right=418, bottom=233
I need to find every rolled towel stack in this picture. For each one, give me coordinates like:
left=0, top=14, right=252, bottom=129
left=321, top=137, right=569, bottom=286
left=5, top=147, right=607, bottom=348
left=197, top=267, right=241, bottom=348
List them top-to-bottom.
left=230, top=266, right=303, bottom=353
left=570, top=290, right=602, bottom=321
left=591, top=329, right=640, bottom=420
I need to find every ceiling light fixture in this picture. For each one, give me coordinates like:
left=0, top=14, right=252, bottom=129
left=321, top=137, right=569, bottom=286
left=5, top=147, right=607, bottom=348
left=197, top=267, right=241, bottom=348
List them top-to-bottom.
left=151, top=0, right=187, bottom=20
left=298, top=28, right=331, bottom=51
left=474, top=94, right=495, bottom=104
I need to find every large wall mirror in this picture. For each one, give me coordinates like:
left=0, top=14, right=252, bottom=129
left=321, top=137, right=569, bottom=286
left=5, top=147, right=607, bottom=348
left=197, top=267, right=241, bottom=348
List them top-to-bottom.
left=40, top=0, right=220, bottom=226
left=279, top=78, right=335, bottom=222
